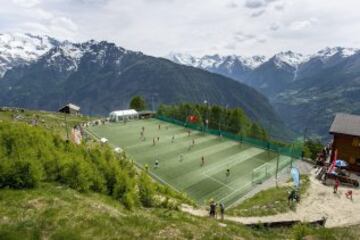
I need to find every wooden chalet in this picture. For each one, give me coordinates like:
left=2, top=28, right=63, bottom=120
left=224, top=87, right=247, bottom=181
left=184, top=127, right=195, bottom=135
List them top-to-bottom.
left=330, top=113, right=360, bottom=172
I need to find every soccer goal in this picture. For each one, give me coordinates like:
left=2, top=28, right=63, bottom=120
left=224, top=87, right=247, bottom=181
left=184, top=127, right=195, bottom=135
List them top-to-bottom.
left=252, top=163, right=270, bottom=184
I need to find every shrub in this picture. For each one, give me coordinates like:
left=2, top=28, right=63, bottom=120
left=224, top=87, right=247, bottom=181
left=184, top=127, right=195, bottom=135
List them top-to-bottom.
left=0, top=160, right=41, bottom=189
left=138, top=172, right=155, bottom=208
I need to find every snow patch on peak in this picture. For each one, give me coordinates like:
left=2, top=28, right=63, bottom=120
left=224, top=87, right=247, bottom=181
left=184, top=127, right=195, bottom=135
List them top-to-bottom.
left=0, top=32, right=61, bottom=77
left=313, top=47, right=359, bottom=60
left=341, top=48, right=358, bottom=57
left=273, top=51, right=309, bottom=68
left=167, top=52, right=199, bottom=66
left=166, top=53, right=267, bottom=70
left=241, top=55, right=267, bottom=69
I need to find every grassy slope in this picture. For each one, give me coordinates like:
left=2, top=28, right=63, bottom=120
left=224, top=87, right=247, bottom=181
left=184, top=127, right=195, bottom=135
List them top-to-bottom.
left=0, top=108, right=91, bottom=138
left=228, top=176, right=310, bottom=217
left=0, top=183, right=359, bottom=240
left=0, top=183, right=290, bottom=240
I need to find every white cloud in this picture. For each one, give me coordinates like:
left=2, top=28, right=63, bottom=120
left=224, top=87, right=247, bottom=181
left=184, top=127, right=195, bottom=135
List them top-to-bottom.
left=1, top=0, right=360, bottom=57
left=13, top=0, right=40, bottom=8
left=245, top=0, right=266, bottom=9
left=289, top=18, right=318, bottom=31
left=270, top=22, right=280, bottom=31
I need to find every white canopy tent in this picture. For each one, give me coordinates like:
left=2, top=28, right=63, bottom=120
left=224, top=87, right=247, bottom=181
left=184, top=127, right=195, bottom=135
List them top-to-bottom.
left=109, top=109, right=139, bottom=122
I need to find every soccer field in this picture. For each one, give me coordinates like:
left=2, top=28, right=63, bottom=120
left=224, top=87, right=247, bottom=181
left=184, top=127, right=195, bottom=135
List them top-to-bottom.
left=87, top=118, right=292, bottom=208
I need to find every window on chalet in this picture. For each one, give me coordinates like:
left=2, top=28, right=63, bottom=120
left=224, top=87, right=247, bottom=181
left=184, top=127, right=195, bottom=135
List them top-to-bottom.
left=352, top=137, right=360, bottom=147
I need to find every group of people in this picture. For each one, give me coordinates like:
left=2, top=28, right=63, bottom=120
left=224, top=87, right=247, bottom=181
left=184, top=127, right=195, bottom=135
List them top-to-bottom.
left=209, top=201, right=225, bottom=221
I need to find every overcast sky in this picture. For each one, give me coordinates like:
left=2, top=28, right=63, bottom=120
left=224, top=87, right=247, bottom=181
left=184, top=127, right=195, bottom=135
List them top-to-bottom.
left=1, top=0, right=360, bottom=57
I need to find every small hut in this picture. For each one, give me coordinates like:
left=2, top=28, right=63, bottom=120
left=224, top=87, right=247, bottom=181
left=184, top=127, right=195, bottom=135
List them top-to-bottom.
left=59, top=103, right=81, bottom=115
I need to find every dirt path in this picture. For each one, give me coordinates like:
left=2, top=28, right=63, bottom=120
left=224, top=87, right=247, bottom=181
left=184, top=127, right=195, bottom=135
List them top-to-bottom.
left=181, top=170, right=360, bottom=228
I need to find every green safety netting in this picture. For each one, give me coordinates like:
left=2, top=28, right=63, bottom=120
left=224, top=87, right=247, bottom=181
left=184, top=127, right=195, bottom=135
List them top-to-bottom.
left=155, top=115, right=302, bottom=159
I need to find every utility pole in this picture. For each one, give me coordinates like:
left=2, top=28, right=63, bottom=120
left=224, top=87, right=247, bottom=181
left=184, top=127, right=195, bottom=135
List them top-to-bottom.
left=151, top=95, right=154, bottom=112
left=204, top=100, right=209, bottom=132
left=64, top=113, right=69, bottom=143
left=302, top=128, right=308, bottom=160
left=275, top=150, right=280, bottom=188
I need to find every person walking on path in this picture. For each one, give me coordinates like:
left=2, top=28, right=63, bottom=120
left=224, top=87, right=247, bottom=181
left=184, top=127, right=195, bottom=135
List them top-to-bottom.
left=334, top=178, right=340, bottom=194
left=209, top=201, right=217, bottom=218
left=219, top=203, right=225, bottom=221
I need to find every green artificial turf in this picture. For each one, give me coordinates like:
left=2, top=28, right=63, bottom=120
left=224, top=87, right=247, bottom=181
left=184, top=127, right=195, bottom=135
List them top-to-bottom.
left=88, top=119, right=292, bottom=208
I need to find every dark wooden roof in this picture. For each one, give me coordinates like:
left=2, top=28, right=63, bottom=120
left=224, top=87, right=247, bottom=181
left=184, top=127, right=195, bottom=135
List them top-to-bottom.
left=58, top=103, right=80, bottom=112
left=330, top=113, right=360, bottom=137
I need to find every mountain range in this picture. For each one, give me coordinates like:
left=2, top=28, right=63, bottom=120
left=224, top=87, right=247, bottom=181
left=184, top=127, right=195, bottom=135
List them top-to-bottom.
left=0, top=33, right=288, bottom=139
left=168, top=47, right=360, bottom=140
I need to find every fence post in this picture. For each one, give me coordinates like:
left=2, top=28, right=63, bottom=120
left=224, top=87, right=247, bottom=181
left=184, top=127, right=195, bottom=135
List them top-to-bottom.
left=275, top=151, right=280, bottom=188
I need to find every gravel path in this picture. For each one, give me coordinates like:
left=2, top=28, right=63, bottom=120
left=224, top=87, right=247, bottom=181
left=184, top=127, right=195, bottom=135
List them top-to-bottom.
left=181, top=161, right=360, bottom=228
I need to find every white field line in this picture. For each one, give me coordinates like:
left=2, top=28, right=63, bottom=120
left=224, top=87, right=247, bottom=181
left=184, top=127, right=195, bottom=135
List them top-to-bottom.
left=87, top=127, right=184, bottom=194
left=86, top=128, right=117, bottom=148
left=126, top=131, right=196, bottom=150
left=177, top=147, right=264, bottom=190
left=203, top=147, right=264, bottom=176
left=219, top=155, right=293, bottom=209
left=202, top=173, right=235, bottom=191
left=218, top=182, right=253, bottom=207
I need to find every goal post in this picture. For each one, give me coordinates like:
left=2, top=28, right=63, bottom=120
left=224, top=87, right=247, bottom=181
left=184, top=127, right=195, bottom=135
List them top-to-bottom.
left=252, top=163, right=269, bottom=184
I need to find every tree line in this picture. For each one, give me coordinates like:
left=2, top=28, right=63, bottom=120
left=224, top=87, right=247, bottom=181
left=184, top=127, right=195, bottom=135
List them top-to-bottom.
left=157, top=103, right=268, bottom=141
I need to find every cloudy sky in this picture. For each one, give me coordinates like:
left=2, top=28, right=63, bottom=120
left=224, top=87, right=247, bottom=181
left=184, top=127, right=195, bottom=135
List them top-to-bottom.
left=1, top=0, right=360, bottom=57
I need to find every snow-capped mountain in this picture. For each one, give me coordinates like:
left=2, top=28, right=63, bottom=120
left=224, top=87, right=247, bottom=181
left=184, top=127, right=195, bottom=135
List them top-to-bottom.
left=1, top=32, right=360, bottom=139
left=0, top=33, right=61, bottom=77
left=0, top=34, right=286, bottom=139
left=167, top=47, right=360, bottom=139
left=272, top=51, right=309, bottom=68
left=167, top=53, right=267, bottom=82
left=168, top=53, right=267, bottom=70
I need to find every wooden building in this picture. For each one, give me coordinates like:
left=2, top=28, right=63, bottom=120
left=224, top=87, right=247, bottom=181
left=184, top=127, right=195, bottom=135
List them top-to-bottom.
left=58, top=103, right=81, bottom=115
left=138, top=110, right=156, bottom=119
left=330, top=113, right=360, bottom=172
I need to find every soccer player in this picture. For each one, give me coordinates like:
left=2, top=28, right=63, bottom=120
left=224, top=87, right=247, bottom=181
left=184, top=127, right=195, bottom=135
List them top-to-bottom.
left=158, top=124, right=161, bottom=130
left=142, top=126, right=145, bottom=132
left=188, top=130, right=191, bottom=137
left=171, top=135, right=175, bottom=143
left=157, top=136, right=160, bottom=142
left=153, top=138, right=156, bottom=146
left=192, top=139, right=195, bottom=145
left=179, top=154, right=183, bottom=162
left=201, top=156, right=205, bottom=166
left=154, top=160, right=159, bottom=169
left=144, top=164, right=149, bottom=172
left=226, top=169, right=230, bottom=178
left=334, top=178, right=340, bottom=193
